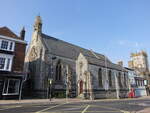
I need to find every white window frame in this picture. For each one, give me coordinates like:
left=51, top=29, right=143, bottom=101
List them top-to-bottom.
left=0, top=39, right=15, bottom=52
left=1, top=40, right=8, bottom=50
left=0, top=53, right=13, bottom=71
left=0, top=57, right=6, bottom=70
left=2, top=79, right=20, bottom=95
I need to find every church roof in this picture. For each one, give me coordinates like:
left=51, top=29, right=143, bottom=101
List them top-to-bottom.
left=0, top=27, right=19, bottom=39
left=41, top=33, right=125, bottom=71
left=85, top=55, right=124, bottom=71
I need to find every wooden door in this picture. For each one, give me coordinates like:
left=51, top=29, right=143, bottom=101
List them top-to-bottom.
left=79, top=80, right=83, bottom=94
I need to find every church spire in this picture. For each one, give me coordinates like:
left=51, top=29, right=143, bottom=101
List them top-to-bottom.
left=34, top=15, right=42, bottom=33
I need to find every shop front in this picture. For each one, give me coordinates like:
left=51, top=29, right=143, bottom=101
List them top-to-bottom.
left=0, top=72, right=25, bottom=99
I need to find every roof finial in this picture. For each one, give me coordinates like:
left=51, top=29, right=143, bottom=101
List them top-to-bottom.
left=34, top=15, right=42, bottom=33
left=35, top=15, right=42, bottom=24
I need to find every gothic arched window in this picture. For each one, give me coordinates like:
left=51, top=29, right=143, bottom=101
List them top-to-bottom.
left=56, top=61, right=62, bottom=81
left=98, top=68, right=103, bottom=87
left=108, top=70, right=112, bottom=87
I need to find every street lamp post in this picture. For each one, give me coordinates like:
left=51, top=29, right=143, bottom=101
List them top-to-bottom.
left=48, top=56, right=57, bottom=101
left=48, top=78, right=53, bottom=101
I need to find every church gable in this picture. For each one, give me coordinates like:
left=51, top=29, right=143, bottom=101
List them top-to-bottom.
left=25, top=34, right=45, bottom=63
left=76, top=53, right=88, bottom=80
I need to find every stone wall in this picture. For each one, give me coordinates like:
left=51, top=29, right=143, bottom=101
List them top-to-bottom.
left=88, top=64, right=129, bottom=99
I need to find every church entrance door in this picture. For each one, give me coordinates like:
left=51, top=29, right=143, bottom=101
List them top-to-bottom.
left=79, top=80, right=83, bottom=94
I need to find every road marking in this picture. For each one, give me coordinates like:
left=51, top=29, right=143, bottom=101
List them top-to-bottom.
left=35, top=103, right=68, bottom=113
left=0, top=105, right=22, bottom=111
left=81, top=105, right=90, bottom=113
left=90, top=105, right=130, bottom=113
left=92, top=105, right=121, bottom=111
left=63, top=107, right=82, bottom=110
left=120, top=110, right=130, bottom=113
left=42, top=111, right=120, bottom=113
left=42, top=111, right=81, bottom=113
left=86, top=111, right=122, bottom=112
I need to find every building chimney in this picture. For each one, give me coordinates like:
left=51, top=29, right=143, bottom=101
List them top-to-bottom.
left=20, top=27, right=25, bottom=40
left=117, top=61, right=123, bottom=66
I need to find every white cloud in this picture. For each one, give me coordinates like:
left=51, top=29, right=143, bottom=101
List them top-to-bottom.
left=117, top=40, right=143, bottom=48
left=118, top=40, right=126, bottom=45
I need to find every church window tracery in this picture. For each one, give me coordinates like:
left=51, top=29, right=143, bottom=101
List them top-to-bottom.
left=56, top=61, right=62, bottom=81
left=98, top=68, right=103, bottom=87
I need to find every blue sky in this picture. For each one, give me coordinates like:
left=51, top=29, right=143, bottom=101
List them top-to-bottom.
left=0, top=0, right=150, bottom=66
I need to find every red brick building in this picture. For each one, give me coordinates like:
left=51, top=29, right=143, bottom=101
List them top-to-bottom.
left=0, top=27, right=27, bottom=99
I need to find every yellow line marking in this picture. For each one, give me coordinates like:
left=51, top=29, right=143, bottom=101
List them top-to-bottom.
left=35, top=103, right=68, bottom=113
left=81, top=105, right=90, bottom=113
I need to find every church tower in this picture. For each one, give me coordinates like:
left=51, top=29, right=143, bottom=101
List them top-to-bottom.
left=34, top=16, right=42, bottom=33
left=128, top=50, right=149, bottom=78
left=129, top=51, right=149, bottom=71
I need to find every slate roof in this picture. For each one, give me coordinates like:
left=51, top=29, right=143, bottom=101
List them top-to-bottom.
left=0, top=27, right=19, bottom=39
left=41, top=33, right=125, bottom=71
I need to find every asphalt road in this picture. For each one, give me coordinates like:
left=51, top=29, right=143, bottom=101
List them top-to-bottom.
left=0, top=98, right=150, bottom=113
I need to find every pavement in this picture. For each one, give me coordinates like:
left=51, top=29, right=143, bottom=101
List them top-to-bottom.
left=0, top=96, right=150, bottom=113
left=0, top=96, right=149, bottom=105
left=0, top=98, right=87, bottom=105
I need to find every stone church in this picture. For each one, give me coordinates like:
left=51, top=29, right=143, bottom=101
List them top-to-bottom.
left=24, top=16, right=129, bottom=99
